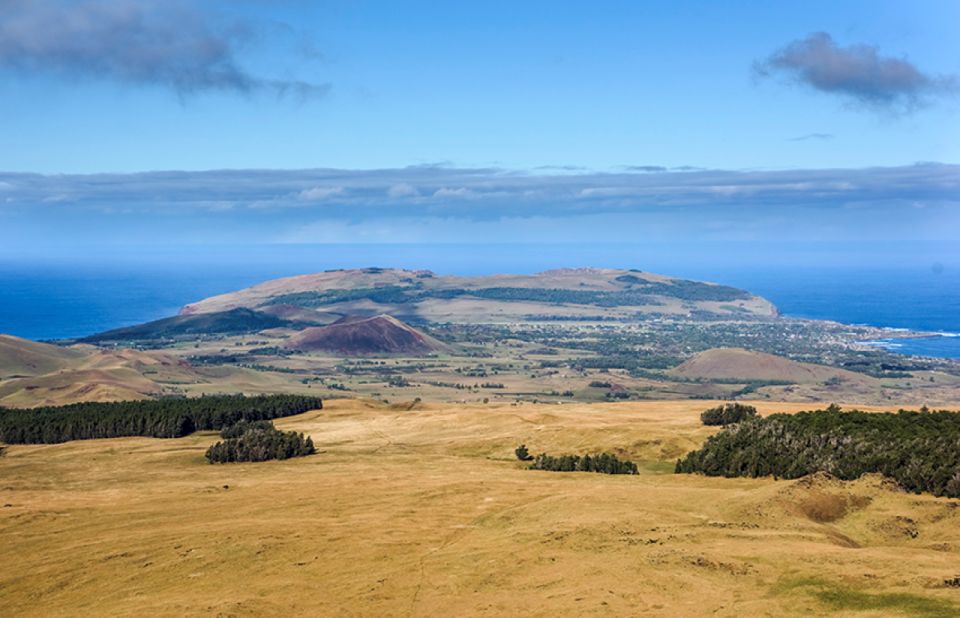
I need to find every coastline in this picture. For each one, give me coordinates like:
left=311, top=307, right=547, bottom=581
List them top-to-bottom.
left=859, top=331, right=960, bottom=360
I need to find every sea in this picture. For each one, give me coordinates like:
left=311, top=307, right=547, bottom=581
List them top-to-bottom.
left=1, top=248, right=958, bottom=359
left=697, top=268, right=960, bottom=360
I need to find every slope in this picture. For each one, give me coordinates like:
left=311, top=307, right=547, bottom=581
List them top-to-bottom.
left=179, top=267, right=778, bottom=322
left=80, top=308, right=291, bottom=343
left=286, top=314, right=447, bottom=355
left=0, top=334, right=87, bottom=378
left=672, top=347, right=869, bottom=384
left=1, top=400, right=958, bottom=616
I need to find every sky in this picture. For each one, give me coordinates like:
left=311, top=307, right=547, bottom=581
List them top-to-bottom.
left=0, top=0, right=958, bottom=269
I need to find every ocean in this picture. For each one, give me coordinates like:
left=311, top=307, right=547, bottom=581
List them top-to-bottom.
left=1, top=256, right=958, bottom=358
left=0, top=264, right=287, bottom=342
left=694, top=267, right=960, bottom=360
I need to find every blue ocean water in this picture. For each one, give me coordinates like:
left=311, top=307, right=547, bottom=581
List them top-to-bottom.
left=0, top=254, right=958, bottom=358
left=0, top=264, right=291, bottom=341
left=695, top=267, right=960, bottom=360
left=691, top=268, right=960, bottom=334
left=860, top=336, right=960, bottom=360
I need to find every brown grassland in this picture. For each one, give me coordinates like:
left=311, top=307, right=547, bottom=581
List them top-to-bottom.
left=2, top=399, right=960, bottom=616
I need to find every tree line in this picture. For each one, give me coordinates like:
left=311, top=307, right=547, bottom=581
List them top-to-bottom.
left=0, top=394, right=323, bottom=444
left=676, top=406, right=960, bottom=498
left=205, top=420, right=315, bottom=463
left=517, top=445, right=638, bottom=475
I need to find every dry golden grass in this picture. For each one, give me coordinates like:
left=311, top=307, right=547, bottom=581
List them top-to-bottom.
left=0, top=334, right=86, bottom=378
left=2, top=399, right=959, bottom=617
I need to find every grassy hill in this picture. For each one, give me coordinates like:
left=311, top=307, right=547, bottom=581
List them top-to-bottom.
left=179, top=267, right=778, bottom=323
left=81, top=308, right=292, bottom=343
left=0, top=334, right=87, bottom=378
left=0, top=336, right=319, bottom=408
left=0, top=344, right=198, bottom=407
left=672, top=347, right=868, bottom=384
left=2, top=399, right=958, bottom=616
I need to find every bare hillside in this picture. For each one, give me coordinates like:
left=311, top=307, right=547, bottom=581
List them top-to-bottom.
left=286, top=314, right=446, bottom=355
left=0, top=334, right=87, bottom=378
left=0, top=337, right=309, bottom=408
left=672, top=347, right=868, bottom=384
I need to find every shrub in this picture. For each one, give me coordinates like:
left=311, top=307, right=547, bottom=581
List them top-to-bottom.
left=700, top=402, right=757, bottom=426
left=515, top=444, right=533, bottom=461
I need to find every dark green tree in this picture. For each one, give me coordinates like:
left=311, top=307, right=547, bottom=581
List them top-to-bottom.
left=0, top=394, right=323, bottom=444
left=700, top=402, right=757, bottom=426
left=677, top=407, right=960, bottom=498
left=205, top=422, right=317, bottom=464
left=515, top=444, right=533, bottom=461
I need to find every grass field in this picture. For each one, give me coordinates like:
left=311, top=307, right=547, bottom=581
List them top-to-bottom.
left=2, top=399, right=959, bottom=616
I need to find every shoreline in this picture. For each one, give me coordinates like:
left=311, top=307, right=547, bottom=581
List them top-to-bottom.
left=859, top=332, right=960, bottom=360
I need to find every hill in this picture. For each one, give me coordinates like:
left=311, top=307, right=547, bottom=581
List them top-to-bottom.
left=180, top=267, right=778, bottom=323
left=257, top=304, right=332, bottom=325
left=81, top=308, right=291, bottom=343
left=286, top=314, right=446, bottom=355
left=0, top=334, right=87, bottom=378
left=0, top=336, right=315, bottom=408
left=0, top=341, right=203, bottom=407
left=672, top=347, right=866, bottom=384
left=2, top=399, right=959, bottom=616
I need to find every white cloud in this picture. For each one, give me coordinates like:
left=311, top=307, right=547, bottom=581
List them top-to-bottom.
left=0, top=163, right=956, bottom=220
left=388, top=183, right=419, bottom=198
left=298, top=186, right=345, bottom=201
left=432, top=187, right=476, bottom=199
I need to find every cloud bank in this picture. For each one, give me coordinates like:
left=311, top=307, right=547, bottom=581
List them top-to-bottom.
left=0, top=0, right=327, bottom=98
left=755, top=32, right=956, bottom=114
left=0, top=163, right=956, bottom=218
left=0, top=164, right=957, bottom=254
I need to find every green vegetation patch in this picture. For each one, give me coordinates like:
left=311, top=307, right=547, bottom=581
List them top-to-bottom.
left=262, top=281, right=751, bottom=309
left=266, top=285, right=418, bottom=307
left=81, top=308, right=290, bottom=343
left=0, top=394, right=323, bottom=444
left=700, top=402, right=758, bottom=426
left=676, top=406, right=960, bottom=497
left=205, top=420, right=315, bottom=463
left=522, top=447, right=639, bottom=475
left=776, top=576, right=959, bottom=617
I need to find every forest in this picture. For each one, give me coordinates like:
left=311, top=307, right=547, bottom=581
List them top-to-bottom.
left=0, top=395, right=322, bottom=444
left=676, top=407, right=960, bottom=497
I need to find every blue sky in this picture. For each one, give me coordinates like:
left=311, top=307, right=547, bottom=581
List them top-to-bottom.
left=0, top=0, right=957, bottom=267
